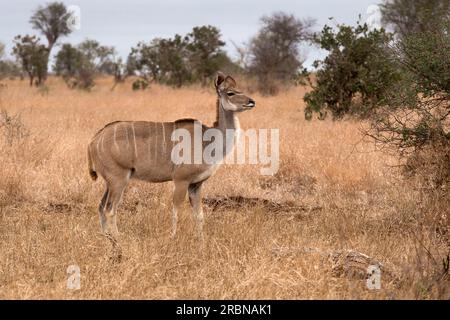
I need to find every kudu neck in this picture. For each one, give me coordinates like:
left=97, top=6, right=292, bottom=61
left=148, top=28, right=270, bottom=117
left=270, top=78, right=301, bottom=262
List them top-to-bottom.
left=209, top=97, right=240, bottom=164
left=214, top=97, right=240, bottom=132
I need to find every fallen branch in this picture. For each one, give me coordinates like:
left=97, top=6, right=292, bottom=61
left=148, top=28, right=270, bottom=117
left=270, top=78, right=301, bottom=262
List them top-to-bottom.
left=204, top=196, right=322, bottom=214
left=272, top=245, right=400, bottom=282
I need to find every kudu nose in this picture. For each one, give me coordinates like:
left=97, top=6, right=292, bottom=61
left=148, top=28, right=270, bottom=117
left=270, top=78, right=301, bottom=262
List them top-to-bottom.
left=246, top=99, right=255, bottom=107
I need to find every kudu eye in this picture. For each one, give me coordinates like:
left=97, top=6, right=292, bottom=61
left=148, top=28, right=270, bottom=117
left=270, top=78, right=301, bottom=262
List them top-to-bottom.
left=227, top=92, right=235, bottom=97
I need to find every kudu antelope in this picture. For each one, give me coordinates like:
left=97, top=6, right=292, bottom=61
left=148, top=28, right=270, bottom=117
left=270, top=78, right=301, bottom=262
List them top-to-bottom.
left=87, top=72, right=255, bottom=239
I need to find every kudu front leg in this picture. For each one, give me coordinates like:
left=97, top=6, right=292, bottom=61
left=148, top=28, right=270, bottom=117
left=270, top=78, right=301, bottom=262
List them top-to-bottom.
left=171, top=181, right=188, bottom=238
left=188, top=181, right=204, bottom=240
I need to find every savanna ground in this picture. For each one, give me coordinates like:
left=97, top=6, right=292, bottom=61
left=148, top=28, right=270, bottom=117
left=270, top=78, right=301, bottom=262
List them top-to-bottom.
left=0, top=77, right=448, bottom=299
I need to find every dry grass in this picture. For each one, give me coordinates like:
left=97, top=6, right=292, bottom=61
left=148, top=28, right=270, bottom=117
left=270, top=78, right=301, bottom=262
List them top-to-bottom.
left=0, top=77, right=448, bottom=299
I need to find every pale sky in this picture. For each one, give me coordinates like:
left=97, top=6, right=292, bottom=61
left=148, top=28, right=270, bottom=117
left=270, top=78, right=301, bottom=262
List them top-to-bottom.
left=0, top=0, right=382, bottom=68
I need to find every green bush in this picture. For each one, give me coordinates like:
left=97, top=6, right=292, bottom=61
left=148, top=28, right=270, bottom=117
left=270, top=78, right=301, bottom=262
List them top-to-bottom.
left=362, top=19, right=449, bottom=192
left=304, top=22, right=401, bottom=120
left=132, top=79, right=149, bottom=91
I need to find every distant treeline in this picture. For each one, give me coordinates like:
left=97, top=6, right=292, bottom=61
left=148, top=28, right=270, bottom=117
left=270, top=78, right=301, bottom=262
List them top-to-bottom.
left=0, top=2, right=316, bottom=92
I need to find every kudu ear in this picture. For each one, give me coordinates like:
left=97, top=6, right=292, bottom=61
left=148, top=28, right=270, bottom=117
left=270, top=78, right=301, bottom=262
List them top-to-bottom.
left=214, top=71, right=226, bottom=90
left=224, top=75, right=236, bottom=89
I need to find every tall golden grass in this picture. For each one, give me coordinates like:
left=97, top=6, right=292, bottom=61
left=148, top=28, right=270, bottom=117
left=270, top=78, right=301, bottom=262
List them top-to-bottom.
left=0, top=77, right=448, bottom=299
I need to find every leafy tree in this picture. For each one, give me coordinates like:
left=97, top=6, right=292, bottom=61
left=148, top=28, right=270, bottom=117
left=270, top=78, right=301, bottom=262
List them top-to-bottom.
left=380, top=0, right=450, bottom=39
left=30, top=2, right=73, bottom=79
left=248, top=12, right=315, bottom=95
left=304, top=22, right=400, bottom=119
left=129, top=25, right=235, bottom=88
left=185, top=25, right=226, bottom=85
left=12, top=35, right=48, bottom=86
left=157, top=35, right=192, bottom=87
left=128, top=37, right=189, bottom=87
left=128, top=39, right=162, bottom=83
left=54, top=40, right=116, bottom=90
left=77, top=40, right=116, bottom=74
left=0, top=42, right=20, bottom=80
left=54, top=43, right=93, bottom=89
left=54, top=44, right=81, bottom=76
left=110, top=57, right=129, bottom=89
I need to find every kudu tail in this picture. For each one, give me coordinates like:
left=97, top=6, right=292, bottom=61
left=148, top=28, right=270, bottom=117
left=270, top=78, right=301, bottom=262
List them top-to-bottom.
left=87, top=144, right=98, bottom=181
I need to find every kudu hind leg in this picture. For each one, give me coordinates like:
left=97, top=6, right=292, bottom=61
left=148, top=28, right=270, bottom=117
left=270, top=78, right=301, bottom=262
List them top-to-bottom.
left=101, top=172, right=130, bottom=237
left=188, top=182, right=204, bottom=238
left=98, top=188, right=109, bottom=233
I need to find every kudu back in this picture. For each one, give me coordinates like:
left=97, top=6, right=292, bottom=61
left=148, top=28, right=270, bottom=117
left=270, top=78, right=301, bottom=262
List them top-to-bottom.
left=88, top=72, right=255, bottom=239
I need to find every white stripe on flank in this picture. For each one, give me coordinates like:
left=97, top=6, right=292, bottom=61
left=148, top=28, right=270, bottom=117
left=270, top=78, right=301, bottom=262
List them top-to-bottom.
left=131, top=122, right=138, bottom=158
left=148, top=122, right=152, bottom=161
left=154, top=122, right=158, bottom=162
left=161, top=122, right=166, bottom=153
left=172, top=122, right=176, bottom=149
left=125, top=123, right=130, bottom=150
left=113, top=124, right=119, bottom=150
left=101, top=132, right=105, bottom=153
left=96, top=136, right=103, bottom=163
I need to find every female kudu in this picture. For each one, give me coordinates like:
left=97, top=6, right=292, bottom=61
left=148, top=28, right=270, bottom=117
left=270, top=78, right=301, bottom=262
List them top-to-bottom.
left=88, top=72, right=255, bottom=239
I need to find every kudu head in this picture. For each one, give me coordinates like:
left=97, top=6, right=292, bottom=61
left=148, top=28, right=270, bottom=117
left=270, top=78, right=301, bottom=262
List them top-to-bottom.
left=214, top=71, right=255, bottom=112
